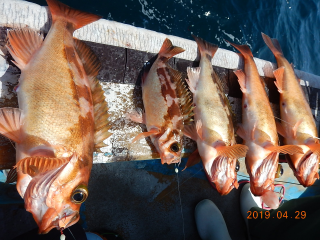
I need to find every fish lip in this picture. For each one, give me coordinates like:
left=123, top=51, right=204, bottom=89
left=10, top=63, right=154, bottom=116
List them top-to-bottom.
left=289, top=151, right=319, bottom=186
left=38, top=210, right=80, bottom=234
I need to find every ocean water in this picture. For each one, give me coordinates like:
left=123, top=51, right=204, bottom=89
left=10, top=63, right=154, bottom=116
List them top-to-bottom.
left=29, top=0, right=320, bottom=76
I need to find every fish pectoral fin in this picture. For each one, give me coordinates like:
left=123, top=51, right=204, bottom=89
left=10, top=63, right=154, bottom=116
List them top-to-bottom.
left=47, top=0, right=101, bottom=30
left=6, top=29, right=44, bottom=70
left=158, top=38, right=184, bottom=63
left=186, top=67, right=201, bottom=93
left=273, top=67, right=285, bottom=93
left=233, top=69, right=247, bottom=93
left=0, top=108, right=24, bottom=143
left=126, top=110, right=145, bottom=124
left=196, top=119, right=204, bottom=141
left=292, top=119, right=303, bottom=138
left=275, top=121, right=287, bottom=138
left=183, top=124, right=198, bottom=141
left=236, top=124, right=247, bottom=140
left=131, top=128, right=159, bottom=143
left=216, top=144, right=248, bottom=159
left=265, top=145, right=303, bottom=155
left=182, top=149, right=201, bottom=171
left=15, top=156, right=70, bottom=177
left=5, top=168, right=17, bottom=184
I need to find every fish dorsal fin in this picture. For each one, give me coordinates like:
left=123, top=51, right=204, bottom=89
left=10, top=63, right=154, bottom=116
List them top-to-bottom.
left=47, top=0, right=101, bottom=30
left=6, top=29, right=43, bottom=70
left=73, top=38, right=101, bottom=82
left=72, top=39, right=112, bottom=151
left=169, top=68, right=194, bottom=125
left=90, top=78, right=113, bottom=151
left=0, top=108, right=24, bottom=143
left=15, top=156, right=70, bottom=177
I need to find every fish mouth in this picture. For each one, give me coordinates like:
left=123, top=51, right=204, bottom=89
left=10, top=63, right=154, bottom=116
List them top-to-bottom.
left=287, top=151, right=319, bottom=187
left=249, top=152, right=278, bottom=196
left=160, top=153, right=181, bottom=165
left=209, top=156, right=238, bottom=195
left=214, top=177, right=239, bottom=196
left=250, top=180, right=273, bottom=196
left=38, top=208, right=80, bottom=234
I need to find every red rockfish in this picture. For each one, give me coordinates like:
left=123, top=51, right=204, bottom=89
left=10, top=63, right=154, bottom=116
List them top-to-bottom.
left=5, top=0, right=111, bottom=233
left=262, top=33, right=320, bottom=187
left=184, top=36, right=248, bottom=195
left=128, top=38, right=193, bottom=165
left=228, top=41, right=302, bottom=204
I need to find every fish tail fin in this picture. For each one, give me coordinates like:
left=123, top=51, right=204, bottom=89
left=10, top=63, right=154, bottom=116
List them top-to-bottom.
left=46, top=0, right=101, bottom=31
left=261, top=32, right=283, bottom=57
left=192, top=35, right=218, bottom=59
left=158, top=38, right=185, bottom=62
left=226, top=40, right=253, bottom=58
left=216, top=144, right=248, bottom=159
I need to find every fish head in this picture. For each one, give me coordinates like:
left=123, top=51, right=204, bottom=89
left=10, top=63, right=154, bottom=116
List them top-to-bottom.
left=155, top=128, right=182, bottom=164
left=286, top=151, right=319, bottom=187
left=248, top=152, right=278, bottom=196
left=23, top=154, right=90, bottom=234
left=209, top=155, right=240, bottom=195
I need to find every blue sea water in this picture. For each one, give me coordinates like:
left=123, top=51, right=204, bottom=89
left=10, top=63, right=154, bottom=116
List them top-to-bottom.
left=29, top=0, right=320, bottom=76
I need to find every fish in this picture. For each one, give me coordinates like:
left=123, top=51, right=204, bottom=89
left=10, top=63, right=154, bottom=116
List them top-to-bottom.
left=4, top=0, right=111, bottom=233
left=262, top=33, right=320, bottom=187
left=183, top=36, right=248, bottom=195
left=127, top=38, right=193, bottom=164
left=228, top=40, right=303, bottom=199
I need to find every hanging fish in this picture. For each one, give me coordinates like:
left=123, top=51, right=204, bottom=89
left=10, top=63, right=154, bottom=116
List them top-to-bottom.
left=5, top=0, right=111, bottom=233
left=262, top=33, right=320, bottom=187
left=184, top=36, right=248, bottom=195
left=128, top=38, right=193, bottom=164
left=228, top=40, right=303, bottom=200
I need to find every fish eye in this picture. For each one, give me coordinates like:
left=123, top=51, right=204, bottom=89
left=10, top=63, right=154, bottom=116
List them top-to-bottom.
left=170, top=142, right=180, bottom=153
left=235, top=160, right=240, bottom=172
left=275, top=164, right=283, bottom=178
left=71, top=185, right=88, bottom=204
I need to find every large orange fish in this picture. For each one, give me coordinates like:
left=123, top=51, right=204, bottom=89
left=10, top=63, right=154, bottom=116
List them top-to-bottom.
left=4, top=0, right=111, bottom=233
left=262, top=33, right=320, bottom=187
left=184, top=36, right=248, bottom=195
left=128, top=38, right=193, bottom=164
left=228, top=41, right=302, bottom=200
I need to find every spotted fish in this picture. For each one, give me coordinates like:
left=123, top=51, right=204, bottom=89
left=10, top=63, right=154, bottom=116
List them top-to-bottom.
left=128, top=38, right=193, bottom=164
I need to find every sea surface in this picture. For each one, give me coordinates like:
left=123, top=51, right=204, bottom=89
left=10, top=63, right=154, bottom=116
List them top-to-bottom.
left=29, top=0, right=320, bottom=76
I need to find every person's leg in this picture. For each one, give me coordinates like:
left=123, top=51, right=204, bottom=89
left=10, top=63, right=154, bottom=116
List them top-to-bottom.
left=240, top=183, right=261, bottom=226
left=195, top=199, right=232, bottom=240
